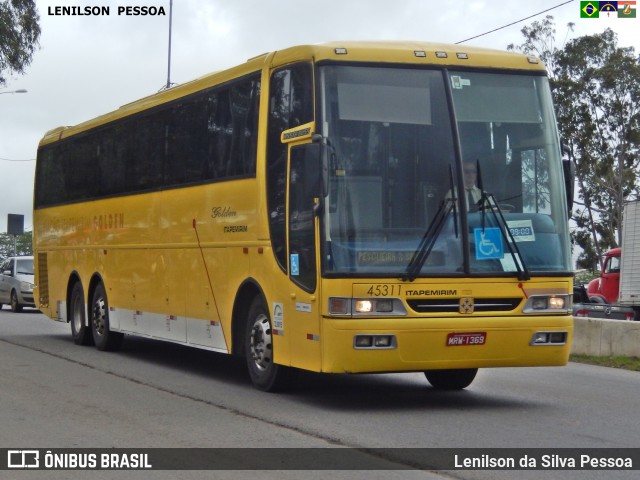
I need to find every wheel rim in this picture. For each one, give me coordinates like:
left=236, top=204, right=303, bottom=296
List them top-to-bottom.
left=92, top=295, right=107, bottom=337
left=249, top=313, right=272, bottom=371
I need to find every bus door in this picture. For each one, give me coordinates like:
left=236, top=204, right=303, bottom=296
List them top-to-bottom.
left=266, top=62, right=321, bottom=370
left=285, top=140, right=323, bottom=371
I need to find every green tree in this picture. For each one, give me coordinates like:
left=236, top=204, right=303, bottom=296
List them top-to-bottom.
left=0, top=0, right=40, bottom=87
left=509, top=17, right=640, bottom=271
left=0, top=231, right=32, bottom=260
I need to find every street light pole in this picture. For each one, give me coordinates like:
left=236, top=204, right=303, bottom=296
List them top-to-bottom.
left=165, top=0, right=174, bottom=90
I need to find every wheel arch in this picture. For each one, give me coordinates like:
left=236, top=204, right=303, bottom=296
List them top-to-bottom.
left=231, top=278, right=266, bottom=357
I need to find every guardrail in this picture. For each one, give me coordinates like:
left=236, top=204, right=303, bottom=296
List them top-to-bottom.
left=572, top=317, right=640, bottom=357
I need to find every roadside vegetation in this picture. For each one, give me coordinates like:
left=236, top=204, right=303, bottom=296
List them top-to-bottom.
left=570, top=354, right=640, bottom=372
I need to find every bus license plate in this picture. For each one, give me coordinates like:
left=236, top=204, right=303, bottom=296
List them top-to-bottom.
left=447, top=332, right=486, bottom=346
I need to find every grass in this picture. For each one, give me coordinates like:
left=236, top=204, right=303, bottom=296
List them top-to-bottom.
left=570, top=354, right=640, bottom=372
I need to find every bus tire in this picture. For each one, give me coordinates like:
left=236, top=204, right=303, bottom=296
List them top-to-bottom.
left=70, top=282, right=92, bottom=345
left=91, top=282, right=123, bottom=351
left=244, top=297, right=294, bottom=392
left=424, top=368, right=478, bottom=390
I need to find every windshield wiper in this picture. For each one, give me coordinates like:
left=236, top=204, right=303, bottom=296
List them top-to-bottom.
left=476, top=163, right=530, bottom=281
left=402, top=166, right=458, bottom=282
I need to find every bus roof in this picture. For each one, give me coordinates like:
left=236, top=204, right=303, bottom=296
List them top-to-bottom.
left=39, top=41, right=545, bottom=146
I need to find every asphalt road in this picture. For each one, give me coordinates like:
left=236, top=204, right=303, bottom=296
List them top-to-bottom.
left=1, top=309, right=638, bottom=480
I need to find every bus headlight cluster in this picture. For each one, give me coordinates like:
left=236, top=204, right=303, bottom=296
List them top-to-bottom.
left=523, top=294, right=571, bottom=314
left=329, top=297, right=407, bottom=317
left=530, top=331, right=568, bottom=345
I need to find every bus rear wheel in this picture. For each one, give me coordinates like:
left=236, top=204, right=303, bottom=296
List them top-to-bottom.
left=70, top=282, right=92, bottom=345
left=91, top=282, right=123, bottom=351
left=244, top=297, right=294, bottom=392
left=424, top=368, right=478, bottom=390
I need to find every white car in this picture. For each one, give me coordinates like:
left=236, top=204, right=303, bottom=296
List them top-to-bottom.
left=0, top=256, right=35, bottom=312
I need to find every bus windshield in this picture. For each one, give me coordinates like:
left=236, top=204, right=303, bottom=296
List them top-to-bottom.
left=319, top=65, right=571, bottom=277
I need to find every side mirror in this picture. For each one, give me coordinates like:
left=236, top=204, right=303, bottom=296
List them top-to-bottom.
left=290, top=143, right=324, bottom=215
left=562, top=158, right=575, bottom=216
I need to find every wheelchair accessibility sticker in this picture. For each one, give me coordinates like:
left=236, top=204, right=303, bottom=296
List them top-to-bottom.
left=474, top=228, right=503, bottom=260
left=290, top=253, right=300, bottom=276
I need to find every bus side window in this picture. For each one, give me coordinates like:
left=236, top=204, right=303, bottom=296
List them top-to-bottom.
left=266, top=63, right=314, bottom=272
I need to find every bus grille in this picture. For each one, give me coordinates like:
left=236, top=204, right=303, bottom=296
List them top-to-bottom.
left=37, top=252, right=49, bottom=307
left=407, top=298, right=522, bottom=313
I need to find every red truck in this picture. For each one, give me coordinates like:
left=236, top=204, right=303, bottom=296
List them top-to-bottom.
left=581, top=201, right=640, bottom=320
left=587, top=247, right=622, bottom=304
left=574, top=248, right=634, bottom=321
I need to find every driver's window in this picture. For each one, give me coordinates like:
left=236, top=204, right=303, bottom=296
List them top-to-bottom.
left=605, top=256, right=620, bottom=274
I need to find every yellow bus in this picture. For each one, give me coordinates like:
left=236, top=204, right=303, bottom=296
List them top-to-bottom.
left=34, top=41, right=574, bottom=391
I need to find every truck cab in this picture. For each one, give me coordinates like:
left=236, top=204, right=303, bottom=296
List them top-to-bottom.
left=587, top=247, right=621, bottom=304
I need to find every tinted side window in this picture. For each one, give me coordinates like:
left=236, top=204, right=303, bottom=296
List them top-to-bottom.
left=266, top=63, right=314, bottom=270
left=35, top=73, right=260, bottom=208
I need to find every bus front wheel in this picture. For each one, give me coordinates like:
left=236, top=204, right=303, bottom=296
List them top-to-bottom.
left=91, top=282, right=123, bottom=351
left=244, top=297, right=294, bottom=392
left=424, top=368, right=478, bottom=390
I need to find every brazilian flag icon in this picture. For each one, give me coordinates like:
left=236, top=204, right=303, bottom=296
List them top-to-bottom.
left=580, top=1, right=599, bottom=16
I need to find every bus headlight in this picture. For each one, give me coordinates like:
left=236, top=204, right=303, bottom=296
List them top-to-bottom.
left=523, top=294, right=571, bottom=314
left=329, top=297, right=407, bottom=317
left=354, top=300, right=373, bottom=313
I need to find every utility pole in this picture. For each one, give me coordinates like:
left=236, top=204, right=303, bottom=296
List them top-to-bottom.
left=165, top=0, right=174, bottom=90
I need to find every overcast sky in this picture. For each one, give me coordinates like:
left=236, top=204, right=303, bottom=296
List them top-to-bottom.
left=1, top=0, right=638, bottom=233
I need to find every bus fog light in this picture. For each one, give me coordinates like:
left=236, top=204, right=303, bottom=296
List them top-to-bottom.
left=531, top=331, right=567, bottom=345
left=533, top=332, right=549, bottom=344
left=549, top=332, right=567, bottom=343
left=354, top=335, right=396, bottom=349
left=355, top=335, right=373, bottom=348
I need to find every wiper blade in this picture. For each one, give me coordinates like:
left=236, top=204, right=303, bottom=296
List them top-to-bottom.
left=402, top=166, right=458, bottom=282
left=477, top=191, right=531, bottom=281
left=402, top=212, right=456, bottom=284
